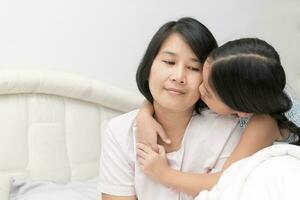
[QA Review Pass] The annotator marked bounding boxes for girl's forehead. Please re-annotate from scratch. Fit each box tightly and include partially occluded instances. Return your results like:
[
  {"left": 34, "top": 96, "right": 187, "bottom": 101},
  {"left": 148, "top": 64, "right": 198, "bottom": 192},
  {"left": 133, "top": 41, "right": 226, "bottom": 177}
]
[
  {"left": 203, "top": 62, "right": 211, "bottom": 75},
  {"left": 202, "top": 61, "right": 213, "bottom": 89},
  {"left": 204, "top": 58, "right": 213, "bottom": 68}
]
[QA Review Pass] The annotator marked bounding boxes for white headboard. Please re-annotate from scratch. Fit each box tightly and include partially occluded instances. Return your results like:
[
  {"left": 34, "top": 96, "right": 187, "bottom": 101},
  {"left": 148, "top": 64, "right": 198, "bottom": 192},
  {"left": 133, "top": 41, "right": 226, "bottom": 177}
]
[{"left": 0, "top": 69, "right": 143, "bottom": 199}]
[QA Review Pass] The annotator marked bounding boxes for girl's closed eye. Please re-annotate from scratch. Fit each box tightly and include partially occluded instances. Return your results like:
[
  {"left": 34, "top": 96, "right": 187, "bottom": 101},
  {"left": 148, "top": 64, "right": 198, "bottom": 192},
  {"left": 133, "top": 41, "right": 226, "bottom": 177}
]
[
  {"left": 203, "top": 92, "right": 210, "bottom": 99},
  {"left": 202, "top": 88, "right": 209, "bottom": 98},
  {"left": 200, "top": 85, "right": 210, "bottom": 98}
]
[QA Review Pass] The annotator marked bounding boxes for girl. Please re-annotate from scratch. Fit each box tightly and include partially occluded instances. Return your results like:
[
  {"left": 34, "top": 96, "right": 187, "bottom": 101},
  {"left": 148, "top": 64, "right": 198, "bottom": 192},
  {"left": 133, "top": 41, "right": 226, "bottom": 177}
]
[{"left": 136, "top": 38, "right": 300, "bottom": 197}]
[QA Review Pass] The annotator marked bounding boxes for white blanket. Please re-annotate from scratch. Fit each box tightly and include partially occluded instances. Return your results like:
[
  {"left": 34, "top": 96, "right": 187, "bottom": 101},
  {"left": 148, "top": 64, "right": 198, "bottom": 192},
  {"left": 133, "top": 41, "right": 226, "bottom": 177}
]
[{"left": 195, "top": 144, "right": 300, "bottom": 200}]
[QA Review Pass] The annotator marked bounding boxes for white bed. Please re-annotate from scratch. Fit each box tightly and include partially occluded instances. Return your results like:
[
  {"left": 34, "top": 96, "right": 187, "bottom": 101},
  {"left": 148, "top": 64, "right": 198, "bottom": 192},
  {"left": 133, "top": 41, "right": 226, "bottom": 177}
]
[
  {"left": 1, "top": 69, "right": 300, "bottom": 200},
  {"left": 0, "top": 69, "right": 143, "bottom": 200}
]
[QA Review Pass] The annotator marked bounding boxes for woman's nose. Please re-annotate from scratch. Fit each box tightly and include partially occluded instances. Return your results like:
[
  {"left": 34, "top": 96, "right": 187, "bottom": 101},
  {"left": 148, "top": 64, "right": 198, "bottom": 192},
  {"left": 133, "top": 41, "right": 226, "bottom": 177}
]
[{"left": 170, "top": 66, "right": 186, "bottom": 84}]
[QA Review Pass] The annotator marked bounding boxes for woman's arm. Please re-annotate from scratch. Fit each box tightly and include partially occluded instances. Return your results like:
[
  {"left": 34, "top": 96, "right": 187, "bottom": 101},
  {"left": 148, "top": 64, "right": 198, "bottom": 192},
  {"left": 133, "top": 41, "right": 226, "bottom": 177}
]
[
  {"left": 100, "top": 121, "right": 137, "bottom": 197},
  {"left": 137, "top": 114, "right": 280, "bottom": 197}
]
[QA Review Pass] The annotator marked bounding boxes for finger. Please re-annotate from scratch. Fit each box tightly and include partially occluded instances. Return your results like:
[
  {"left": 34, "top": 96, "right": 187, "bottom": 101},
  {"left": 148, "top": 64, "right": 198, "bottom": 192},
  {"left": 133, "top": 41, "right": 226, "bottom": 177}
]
[
  {"left": 137, "top": 143, "right": 152, "bottom": 153},
  {"left": 157, "top": 128, "right": 171, "bottom": 144},
  {"left": 137, "top": 156, "right": 145, "bottom": 166},
  {"left": 136, "top": 148, "right": 148, "bottom": 159},
  {"left": 157, "top": 145, "right": 166, "bottom": 155},
  {"left": 151, "top": 144, "right": 159, "bottom": 153}
]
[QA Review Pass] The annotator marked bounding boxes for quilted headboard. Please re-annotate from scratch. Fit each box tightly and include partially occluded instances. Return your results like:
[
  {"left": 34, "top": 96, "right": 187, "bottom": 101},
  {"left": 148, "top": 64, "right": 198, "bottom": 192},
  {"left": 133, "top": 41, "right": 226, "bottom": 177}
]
[{"left": 0, "top": 69, "right": 143, "bottom": 199}]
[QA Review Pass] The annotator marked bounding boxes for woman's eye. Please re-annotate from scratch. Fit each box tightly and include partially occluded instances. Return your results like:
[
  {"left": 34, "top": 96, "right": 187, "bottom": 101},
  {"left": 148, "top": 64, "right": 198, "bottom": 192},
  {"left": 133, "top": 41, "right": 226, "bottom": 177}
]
[
  {"left": 162, "top": 60, "right": 175, "bottom": 65},
  {"left": 187, "top": 66, "right": 200, "bottom": 71}
]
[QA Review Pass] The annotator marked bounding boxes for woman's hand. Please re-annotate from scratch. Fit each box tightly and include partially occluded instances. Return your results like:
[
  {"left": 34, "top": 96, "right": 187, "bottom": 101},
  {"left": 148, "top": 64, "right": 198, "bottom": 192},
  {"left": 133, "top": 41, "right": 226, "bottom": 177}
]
[
  {"left": 136, "top": 143, "right": 170, "bottom": 182},
  {"left": 136, "top": 100, "right": 171, "bottom": 152}
]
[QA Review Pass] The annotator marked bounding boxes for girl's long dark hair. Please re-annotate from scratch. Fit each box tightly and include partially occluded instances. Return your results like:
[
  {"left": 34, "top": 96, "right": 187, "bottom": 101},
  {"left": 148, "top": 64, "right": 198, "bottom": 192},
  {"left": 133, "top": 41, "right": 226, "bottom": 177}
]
[{"left": 209, "top": 38, "right": 300, "bottom": 145}]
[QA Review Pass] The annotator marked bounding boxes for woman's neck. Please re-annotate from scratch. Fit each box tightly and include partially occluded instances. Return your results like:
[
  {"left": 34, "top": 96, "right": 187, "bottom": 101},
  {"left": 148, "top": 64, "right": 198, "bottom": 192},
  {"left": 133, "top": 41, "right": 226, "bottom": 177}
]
[{"left": 153, "top": 102, "right": 194, "bottom": 152}]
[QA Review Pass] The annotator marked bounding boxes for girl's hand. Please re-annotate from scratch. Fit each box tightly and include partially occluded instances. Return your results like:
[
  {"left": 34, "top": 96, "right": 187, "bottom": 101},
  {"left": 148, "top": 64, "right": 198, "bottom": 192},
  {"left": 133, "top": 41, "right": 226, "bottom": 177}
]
[
  {"left": 137, "top": 143, "right": 170, "bottom": 182},
  {"left": 136, "top": 100, "right": 171, "bottom": 152}
]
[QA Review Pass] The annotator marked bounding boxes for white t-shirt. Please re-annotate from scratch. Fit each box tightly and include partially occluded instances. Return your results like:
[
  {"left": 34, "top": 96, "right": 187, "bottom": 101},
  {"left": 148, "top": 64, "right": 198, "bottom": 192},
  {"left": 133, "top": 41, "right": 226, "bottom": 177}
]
[{"left": 99, "top": 109, "right": 243, "bottom": 200}]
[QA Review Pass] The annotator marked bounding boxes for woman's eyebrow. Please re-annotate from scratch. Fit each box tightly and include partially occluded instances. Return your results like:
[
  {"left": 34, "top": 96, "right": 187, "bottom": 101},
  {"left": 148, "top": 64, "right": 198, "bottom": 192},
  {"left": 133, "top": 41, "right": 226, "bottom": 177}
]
[
  {"left": 161, "top": 51, "right": 199, "bottom": 63},
  {"left": 161, "top": 51, "right": 176, "bottom": 56},
  {"left": 191, "top": 58, "right": 200, "bottom": 63}
]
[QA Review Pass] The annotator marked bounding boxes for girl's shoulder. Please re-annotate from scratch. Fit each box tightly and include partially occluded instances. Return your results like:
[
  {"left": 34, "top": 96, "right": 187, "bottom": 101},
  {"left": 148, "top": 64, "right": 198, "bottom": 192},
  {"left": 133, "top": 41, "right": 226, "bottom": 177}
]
[
  {"left": 239, "top": 116, "right": 251, "bottom": 129},
  {"left": 239, "top": 96, "right": 300, "bottom": 129},
  {"left": 285, "top": 96, "right": 300, "bottom": 126}
]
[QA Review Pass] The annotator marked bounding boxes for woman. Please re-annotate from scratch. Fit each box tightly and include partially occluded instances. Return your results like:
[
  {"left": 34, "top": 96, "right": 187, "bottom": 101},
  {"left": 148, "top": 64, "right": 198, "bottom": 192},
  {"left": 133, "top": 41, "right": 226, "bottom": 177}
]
[{"left": 99, "top": 17, "right": 243, "bottom": 200}]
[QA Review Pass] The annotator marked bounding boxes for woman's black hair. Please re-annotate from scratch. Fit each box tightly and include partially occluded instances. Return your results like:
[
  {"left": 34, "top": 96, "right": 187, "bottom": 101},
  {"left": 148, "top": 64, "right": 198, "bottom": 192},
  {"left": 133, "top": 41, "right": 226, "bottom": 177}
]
[
  {"left": 208, "top": 38, "right": 300, "bottom": 145},
  {"left": 136, "top": 17, "right": 218, "bottom": 113}
]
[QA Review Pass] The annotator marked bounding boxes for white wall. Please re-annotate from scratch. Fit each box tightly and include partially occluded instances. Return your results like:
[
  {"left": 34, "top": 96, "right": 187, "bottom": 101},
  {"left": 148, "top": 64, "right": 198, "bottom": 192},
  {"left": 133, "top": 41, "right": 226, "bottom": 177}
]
[{"left": 0, "top": 0, "right": 299, "bottom": 95}]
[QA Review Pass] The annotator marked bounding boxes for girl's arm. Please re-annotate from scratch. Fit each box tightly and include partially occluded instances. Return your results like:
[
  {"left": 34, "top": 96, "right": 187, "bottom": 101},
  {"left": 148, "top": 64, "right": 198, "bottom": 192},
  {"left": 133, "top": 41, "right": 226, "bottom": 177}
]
[
  {"left": 137, "top": 114, "right": 280, "bottom": 197},
  {"left": 136, "top": 100, "right": 170, "bottom": 151},
  {"left": 221, "top": 114, "right": 280, "bottom": 169},
  {"left": 137, "top": 143, "right": 221, "bottom": 197},
  {"left": 102, "top": 194, "right": 136, "bottom": 200}
]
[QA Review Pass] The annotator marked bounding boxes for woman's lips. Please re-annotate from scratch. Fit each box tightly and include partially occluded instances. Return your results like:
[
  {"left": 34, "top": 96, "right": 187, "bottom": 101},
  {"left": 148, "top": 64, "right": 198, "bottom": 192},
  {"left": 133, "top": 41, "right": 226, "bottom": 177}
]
[{"left": 164, "top": 87, "right": 185, "bottom": 95}]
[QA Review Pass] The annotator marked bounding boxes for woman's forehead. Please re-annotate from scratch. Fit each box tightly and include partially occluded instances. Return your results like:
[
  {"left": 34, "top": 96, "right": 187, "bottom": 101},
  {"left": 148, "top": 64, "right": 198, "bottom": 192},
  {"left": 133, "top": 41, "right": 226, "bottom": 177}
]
[{"left": 158, "top": 33, "right": 198, "bottom": 59}]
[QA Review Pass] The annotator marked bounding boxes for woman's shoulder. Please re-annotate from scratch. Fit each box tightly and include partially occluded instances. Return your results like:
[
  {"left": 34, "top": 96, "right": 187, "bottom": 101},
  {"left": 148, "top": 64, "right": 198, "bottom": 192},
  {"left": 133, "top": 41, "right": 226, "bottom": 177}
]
[
  {"left": 109, "top": 109, "right": 139, "bottom": 124},
  {"left": 106, "top": 109, "right": 139, "bottom": 133},
  {"left": 103, "top": 109, "right": 139, "bottom": 147}
]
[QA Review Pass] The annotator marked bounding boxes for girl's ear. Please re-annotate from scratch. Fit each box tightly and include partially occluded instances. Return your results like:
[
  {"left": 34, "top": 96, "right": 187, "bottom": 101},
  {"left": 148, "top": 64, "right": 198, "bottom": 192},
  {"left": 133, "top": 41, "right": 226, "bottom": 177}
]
[{"left": 236, "top": 111, "right": 252, "bottom": 118}]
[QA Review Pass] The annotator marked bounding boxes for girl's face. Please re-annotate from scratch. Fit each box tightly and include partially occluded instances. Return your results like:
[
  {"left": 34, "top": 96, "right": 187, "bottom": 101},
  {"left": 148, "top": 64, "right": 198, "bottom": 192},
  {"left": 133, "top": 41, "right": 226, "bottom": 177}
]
[
  {"left": 148, "top": 32, "right": 202, "bottom": 113},
  {"left": 199, "top": 60, "right": 237, "bottom": 115}
]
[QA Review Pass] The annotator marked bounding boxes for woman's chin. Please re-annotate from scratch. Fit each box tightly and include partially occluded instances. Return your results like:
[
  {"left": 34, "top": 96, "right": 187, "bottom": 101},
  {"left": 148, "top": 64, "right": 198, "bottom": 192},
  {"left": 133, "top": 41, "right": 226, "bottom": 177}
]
[{"left": 156, "top": 102, "right": 194, "bottom": 113}]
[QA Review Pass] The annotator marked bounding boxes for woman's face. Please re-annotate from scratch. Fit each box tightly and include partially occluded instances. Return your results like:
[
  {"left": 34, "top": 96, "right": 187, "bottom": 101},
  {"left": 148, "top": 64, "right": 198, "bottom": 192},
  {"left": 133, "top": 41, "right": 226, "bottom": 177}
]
[
  {"left": 148, "top": 32, "right": 202, "bottom": 113},
  {"left": 199, "top": 60, "right": 236, "bottom": 115}
]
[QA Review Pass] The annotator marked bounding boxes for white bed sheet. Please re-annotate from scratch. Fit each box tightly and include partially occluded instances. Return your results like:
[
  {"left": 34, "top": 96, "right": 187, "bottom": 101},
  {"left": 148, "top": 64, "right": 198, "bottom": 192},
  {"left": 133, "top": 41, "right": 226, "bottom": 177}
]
[{"left": 10, "top": 177, "right": 100, "bottom": 200}]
